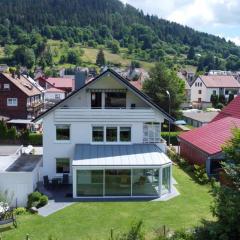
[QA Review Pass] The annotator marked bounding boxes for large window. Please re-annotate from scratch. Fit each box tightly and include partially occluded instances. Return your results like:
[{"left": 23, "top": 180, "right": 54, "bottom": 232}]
[
  {"left": 120, "top": 127, "right": 131, "bottom": 142},
  {"left": 105, "top": 169, "right": 131, "bottom": 196},
  {"left": 106, "top": 127, "right": 118, "bottom": 142},
  {"left": 132, "top": 169, "right": 159, "bottom": 196},
  {"left": 105, "top": 92, "right": 126, "bottom": 108},
  {"left": 77, "top": 170, "right": 103, "bottom": 197},
  {"left": 7, "top": 98, "right": 18, "bottom": 106},
  {"left": 92, "top": 127, "right": 104, "bottom": 142},
  {"left": 91, "top": 92, "right": 102, "bottom": 108},
  {"left": 162, "top": 167, "right": 171, "bottom": 194},
  {"left": 56, "top": 125, "right": 70, "bottom": 141},
  {"left": 56, "top": 158, "right": 70, "bottom": 174}
]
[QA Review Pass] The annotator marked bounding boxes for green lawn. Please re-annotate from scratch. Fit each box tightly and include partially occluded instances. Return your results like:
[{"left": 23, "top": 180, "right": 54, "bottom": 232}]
[{"left": 0, "top": 166, "right": 214, "bottom": 240}]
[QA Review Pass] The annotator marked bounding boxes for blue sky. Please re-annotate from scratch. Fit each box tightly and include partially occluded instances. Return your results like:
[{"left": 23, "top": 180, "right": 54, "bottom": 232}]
[{"left": 121, "top": 0, "right": 240, "bottom": 45}]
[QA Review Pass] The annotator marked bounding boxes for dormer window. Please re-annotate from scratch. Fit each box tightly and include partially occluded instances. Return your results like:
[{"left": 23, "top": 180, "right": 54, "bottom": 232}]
[{"left": 91, "top": 92, "right": 102, "bottom": 108}]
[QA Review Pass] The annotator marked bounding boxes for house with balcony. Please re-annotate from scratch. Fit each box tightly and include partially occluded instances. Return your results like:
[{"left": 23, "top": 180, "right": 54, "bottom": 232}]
[
  {"left": 0, "top": 73, "right": 44, "bottom": 119},
  {"left": 190, "top": 75, "right": 240, "bottom": 109},
  {"left": 34, "top": 69, "right": 174, "bottom": 199}
]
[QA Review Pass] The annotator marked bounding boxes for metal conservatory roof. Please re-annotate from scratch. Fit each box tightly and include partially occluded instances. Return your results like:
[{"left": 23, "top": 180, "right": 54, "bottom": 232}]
[{"left": 73, "top": 144, "right": 171, "bottom": 167}]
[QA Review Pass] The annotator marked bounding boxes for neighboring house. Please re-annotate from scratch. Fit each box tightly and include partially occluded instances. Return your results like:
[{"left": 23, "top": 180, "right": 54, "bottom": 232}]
[
  {"left": 33, "top": 69, "right": 174, "bottom": 200},
  {"left": 182, "top": 111, "right": 219, "bottom": 127},
  {"left": 211, "top": 95, "right": 240, "bottom": 122},
  {"left": 0, "top": 145, "right": 42, "bottom": 206},
  {"left": 179, "top": 96, "right": 240, "bottom": 175},
  {"left": 44, "top": 87, "right": 66, "bottom": 109},
  {"left": 177, "top": 72, "right": 191, "bottom": 109},
  {"left": 190, "top": 75, "right": 240, "bottom": 109},
  {"left": 0, "top": 73, "right": 43, "bottom": 119},
  {"left": 37, "top": 76, "right": 74, "bottom": 93}
]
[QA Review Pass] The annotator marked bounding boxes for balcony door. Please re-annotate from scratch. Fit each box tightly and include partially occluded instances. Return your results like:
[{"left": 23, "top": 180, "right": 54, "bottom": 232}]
[{"left": 91, "top": 92, "right": 102, "bottom": 109}]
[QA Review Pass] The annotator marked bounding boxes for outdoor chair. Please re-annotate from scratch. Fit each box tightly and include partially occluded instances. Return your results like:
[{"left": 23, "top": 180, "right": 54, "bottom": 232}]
[
  {"left": 62, "top": 174, "right": 69, "bottom": 185},
  {"left": 43, "top": 175, "right": 50, "bottom": 189}
]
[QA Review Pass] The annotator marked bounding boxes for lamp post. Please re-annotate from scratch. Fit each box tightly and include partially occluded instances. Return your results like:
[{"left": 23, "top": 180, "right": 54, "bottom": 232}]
[{"left": 165, "top": 90, "right": 171, "bottom": 146}]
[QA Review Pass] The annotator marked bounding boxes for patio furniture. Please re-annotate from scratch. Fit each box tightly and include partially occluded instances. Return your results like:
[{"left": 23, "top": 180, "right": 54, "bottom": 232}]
[
  {"left": 43, "top": 175, "right": 50, "bottom": 189},
  {"left": 62, "top": 174, "right": 69, "bottom": 185},
  {"left": 0, "top": 209, "right": 17, "bottom": 228},
  {"left": 52, "top": 178, "right": 60, "bottom": 188}
]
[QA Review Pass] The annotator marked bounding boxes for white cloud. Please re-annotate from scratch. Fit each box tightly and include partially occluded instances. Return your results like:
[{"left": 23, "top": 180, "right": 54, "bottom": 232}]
[{"left": 227, "top": 36, "right": 240, "bottom": 46}]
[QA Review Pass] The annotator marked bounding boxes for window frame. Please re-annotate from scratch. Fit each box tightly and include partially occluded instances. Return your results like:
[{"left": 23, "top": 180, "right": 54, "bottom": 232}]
[
  {"left": 7, "top": 98, "right": 18, "bottom": 107},
  {"left": 55, "top": 124, "right": 71, "bottom": 142},
  {"left": 56, "top": 158, "right": 70, "bottom": 174},
  {"left": 3, "top": 83, "right": 10, "bottom": 90},
  {"left": 91, "top": 125, "right": 132, "bottom": 144}
]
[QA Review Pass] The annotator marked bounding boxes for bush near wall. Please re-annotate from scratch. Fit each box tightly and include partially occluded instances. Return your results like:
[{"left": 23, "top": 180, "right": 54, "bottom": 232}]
[
  {"left": 161, "top": 132, "right": 180, "bottom": 145},
  {"left": 28, "top": 133, "right": 43, "bottom": 146}
]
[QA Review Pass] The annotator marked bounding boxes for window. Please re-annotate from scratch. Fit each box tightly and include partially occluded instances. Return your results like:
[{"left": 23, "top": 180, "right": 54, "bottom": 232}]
[
  {"left": 120, "top": 127, "right": 131, "bottom": 142},
  {"left": 56, "top": 158, "right": 70, "bottom": 174},
  {"left": 91, "top": 92, "right": 102, "bottom": 108},
  {"left": 3, "top": 84, "right": 10, "bottom": 90},
  {"left": 195, "top": 82, "right": 197, "bottom": 87},
  {"left": 92, "top": 126, "right": 104, "bottom": 142},
  {"left": 200, "top": 82, "right": 202, "bottom": 87},
  {"left": 198, "top": 98, "right": 201, "bottom": 103},
  {"left": 56, "top": 125, "right": 70, "bottom": 141},
  {"left": 7, "top": 98, "right": 18, "bottom": 106},
  {"left": 213, "top": 90, "right": 217, "bottom": 95},
  {"left": 198, "top": 90, "right": 202, "bottom": 94},
  {"left": 106, "top": 127, "right": 118, "bottom": 142},
  {"left": 105, "top": 92, "right": 126, "bottom": 108},
  {"left": 225, "top": 90, "right": 229, "bottom": 95},
  {"left": 55, "top": 94, "right": 61, "bottom": 99}
]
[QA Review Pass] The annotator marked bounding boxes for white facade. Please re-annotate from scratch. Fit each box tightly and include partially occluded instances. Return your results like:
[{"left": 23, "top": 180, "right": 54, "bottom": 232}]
[
  {"left": 39, "top": 70, "right": 172, "bottom": 198},
  {"left": 44, "top": 91, "right": 65, "bottom": 101},
  {"left": 191, "top": 77, "right": 240, "bottom": 105}
]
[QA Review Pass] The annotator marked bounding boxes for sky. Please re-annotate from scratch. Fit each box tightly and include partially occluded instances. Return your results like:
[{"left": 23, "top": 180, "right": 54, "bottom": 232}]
[{"left": 121, "top": 0, "right": 240, "bottom": 46}]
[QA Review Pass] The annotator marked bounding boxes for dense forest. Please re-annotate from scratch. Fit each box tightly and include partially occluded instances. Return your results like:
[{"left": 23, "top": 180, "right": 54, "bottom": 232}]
[{"left": 0, "top": 0, "right": 240, "bottom": 71}]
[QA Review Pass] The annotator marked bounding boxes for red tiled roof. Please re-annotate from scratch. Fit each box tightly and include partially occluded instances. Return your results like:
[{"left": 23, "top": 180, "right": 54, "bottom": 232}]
[
  {"left": 179, "top": 117, "right": 240, "bottom": 155},
  {"left": 46, "top": 77, "right": 74, "bottom": 89},
  {"left": 129, "top": 80, "right": 142, "bottom": 90},
  {"left": 45, "top": 87, "right": 65, "bottom": 93},
  {"left": 212, "top": 95, "right": 240, "bottom": 122},
  {"left": 200, "top": 75, "right": 240, "bottom": 88}
]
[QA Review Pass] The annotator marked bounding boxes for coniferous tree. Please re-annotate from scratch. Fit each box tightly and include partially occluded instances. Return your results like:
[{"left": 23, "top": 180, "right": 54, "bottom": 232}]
[{"left": 96, "top": 49, "right": 106, "bottom": 66}]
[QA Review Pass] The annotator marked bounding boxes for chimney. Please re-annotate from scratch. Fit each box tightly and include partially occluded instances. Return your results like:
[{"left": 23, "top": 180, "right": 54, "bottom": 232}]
[{"left": 75, "top": 70, "right": 87, "bottom": 90}]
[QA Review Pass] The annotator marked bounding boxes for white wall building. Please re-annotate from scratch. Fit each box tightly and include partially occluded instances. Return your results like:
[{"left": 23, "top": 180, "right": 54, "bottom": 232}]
[
  {"left": 34, "top": 69, "right": 174, "bottom": 200},
  {"left": 191, "top": 75, "right": 240, "bottom": 108}
]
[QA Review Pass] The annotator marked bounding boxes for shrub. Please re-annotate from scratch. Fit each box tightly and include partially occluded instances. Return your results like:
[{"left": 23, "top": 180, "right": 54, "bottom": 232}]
[
  {"left": 216, "top": 103, "right": 224, "bottom": 109},
  {"left": 161, "top": 132, "right": 180, "bottom": 145},
  {"left": 29, "top": 133, "right": 42, "bottom": 146},
  {"left": 7, "top": 127, "right": 17, "bottom": 140},
  {"left": 27, "top": 191, "right": 48, "bottom": 209},
  {"left": 14, "top": 207, "right": 27, "bottom": 215},
  {"left": 38, "top": 195, "right": 48, "bottom": 208},
  {"left": 193, "top": 165, "right": 209, "bottom": 184}
]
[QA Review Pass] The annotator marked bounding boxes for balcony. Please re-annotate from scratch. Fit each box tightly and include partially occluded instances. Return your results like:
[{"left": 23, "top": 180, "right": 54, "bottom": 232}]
[
  {"left": 54, "top": 107, "right": 164, "bottom": 123},
  {"left": 27, "top": 101, "right": 44, "bottom": 112}
]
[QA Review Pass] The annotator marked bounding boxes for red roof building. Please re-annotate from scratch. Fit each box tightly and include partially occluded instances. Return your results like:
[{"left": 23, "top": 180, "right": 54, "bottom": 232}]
[{"left": 212, "top": 95, "right": 240, "bottom": 122}]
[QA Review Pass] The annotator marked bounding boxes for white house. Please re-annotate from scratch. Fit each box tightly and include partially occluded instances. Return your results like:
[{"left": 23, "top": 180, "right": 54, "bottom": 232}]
[
  {"left": 190, "top": 75, "right": 240, "bottom": 108},
  {"left": 34, "top": 69, "right": 174, "bottom": 199}
]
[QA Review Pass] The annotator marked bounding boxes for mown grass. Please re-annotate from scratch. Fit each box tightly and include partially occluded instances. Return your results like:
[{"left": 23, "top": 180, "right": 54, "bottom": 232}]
[{"left": 0, "top": 166, "right": 214, "bottom": 240}]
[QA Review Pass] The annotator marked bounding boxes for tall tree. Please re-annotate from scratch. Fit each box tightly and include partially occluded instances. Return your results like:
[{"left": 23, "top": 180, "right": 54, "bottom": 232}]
[
  {"left": 187, "top": 46, "right": 195, "bottom": 60},
  {"left": 143, "top": 63, "right": 185, "bottom": 117},
  {"left": 96, "top": 49, "right": 106, "bottom": 66},
  {"left": 210, "top": 128, "right": 240, "bottom": 240}
]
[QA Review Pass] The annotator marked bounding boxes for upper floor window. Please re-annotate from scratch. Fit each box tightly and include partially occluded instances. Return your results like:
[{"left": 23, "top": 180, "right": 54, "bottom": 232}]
[
  {"left": 55, "top": 94, "right": 61, "bottom": 99},
  {"left": 56, "top": 124, "right": 70, "bottom": 141},
  {"left": 7, "top": 98, "right": 18, "bottom": 107},
  {"left": 91, "top": 92, "right": 102, "bottom": 108},
  {"left": 3, "top": 83, "right": 10, "bottom": 90},
  {"left": 105, "top": 92, "right": 126, "bottom": 108},
  {"left": 120, "top": 127, "right": 131, "bottom": 142},
  {"left": 198, "top": 90, "right": 202, "bottom": 94},
  {"left": 200, "top": 82, "right": 202, "bottom": 87},
  {"left": 92, "top": 126, "right": 131, "bottom": 143}
]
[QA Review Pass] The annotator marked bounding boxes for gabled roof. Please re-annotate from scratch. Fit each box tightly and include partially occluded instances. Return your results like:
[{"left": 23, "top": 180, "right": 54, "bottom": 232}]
[
  {"left": 199, "top": 75, "right": 240, "bottom": 88},
  {"left": 212, "top": 95, "right": 240, "bottom": 122},
  {"left": 33, "top": 69, "right": 175, "bottom": 122},
  {"left": 1, "top": 73, "right": 41, "bottom": 96},
  {"left": 46, "top": 77, "right": 74, "bottom": 89},
  {"left": 179, "top": 117, "right": 240, "bottom": 155}
]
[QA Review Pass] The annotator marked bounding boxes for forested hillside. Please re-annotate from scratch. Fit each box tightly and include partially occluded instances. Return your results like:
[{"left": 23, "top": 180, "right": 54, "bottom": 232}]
[{"left": 0, "top": 0, "right": 240, "bottom": 71}]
